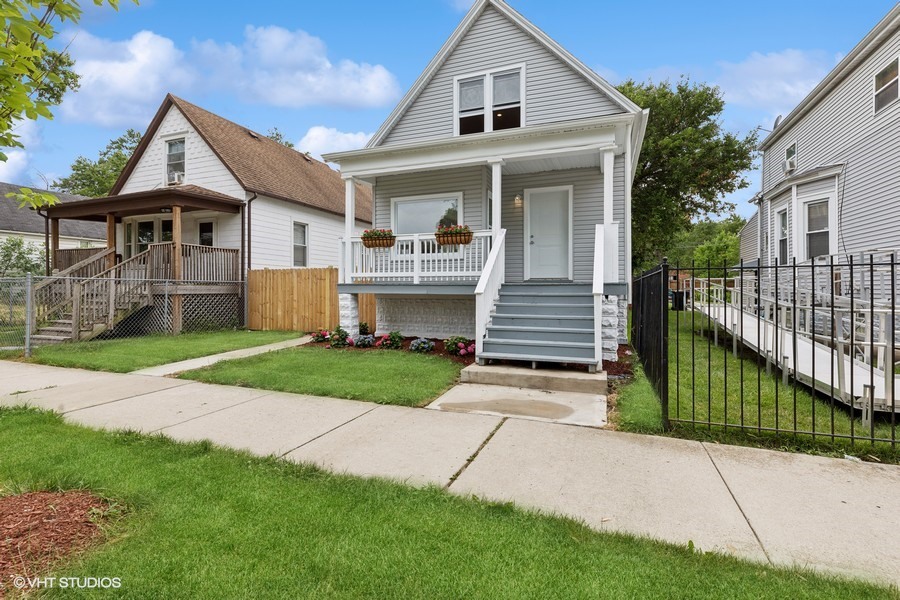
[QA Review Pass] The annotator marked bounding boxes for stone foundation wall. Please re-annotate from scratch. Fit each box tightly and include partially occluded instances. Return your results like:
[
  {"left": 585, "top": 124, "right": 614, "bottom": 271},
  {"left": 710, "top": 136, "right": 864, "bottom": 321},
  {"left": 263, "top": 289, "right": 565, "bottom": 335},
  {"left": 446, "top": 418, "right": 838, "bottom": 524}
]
[
  {"left": 338, "top": 293, "right": 359, "bottom": 333},
  {"left": 377, "top": 297, "right": 475, "bottom": 339},
  {"left": 601, "top": 294, "right": 621, "bottom": 362},
  {"left": 618, "top": 297, "right": 628, "bottom": 344}
]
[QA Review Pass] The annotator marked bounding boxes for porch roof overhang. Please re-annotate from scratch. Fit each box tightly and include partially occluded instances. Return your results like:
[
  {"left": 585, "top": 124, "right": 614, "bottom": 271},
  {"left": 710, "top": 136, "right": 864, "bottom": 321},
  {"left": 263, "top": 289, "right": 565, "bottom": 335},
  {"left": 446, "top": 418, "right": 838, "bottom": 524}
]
[
  {"left": 324, "top": 114, "right": 634, "bottom": 180},
  {"left": 43, "top": 185, "right": 244, "bottom": 222}
]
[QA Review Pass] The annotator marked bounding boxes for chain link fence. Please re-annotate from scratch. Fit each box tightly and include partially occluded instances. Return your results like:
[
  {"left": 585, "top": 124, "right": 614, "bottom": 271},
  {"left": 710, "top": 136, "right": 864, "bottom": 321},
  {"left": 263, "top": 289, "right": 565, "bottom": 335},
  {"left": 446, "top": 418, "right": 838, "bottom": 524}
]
[{"left": 0, "top": 275, "right": 246, "bottom": 354}]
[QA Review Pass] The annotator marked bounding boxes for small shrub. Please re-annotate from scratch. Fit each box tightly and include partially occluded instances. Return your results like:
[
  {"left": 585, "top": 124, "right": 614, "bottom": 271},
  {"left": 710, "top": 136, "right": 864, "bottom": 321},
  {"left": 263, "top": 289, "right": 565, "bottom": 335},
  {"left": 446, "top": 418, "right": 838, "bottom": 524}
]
[
  {"left": 375, "top": 331, "right": 404, "bottom": 350},
  {"left": 330, "top": 326, "right": 352, "bottom": 348},
  {"left": 358, "top": 322, "right": 371, "bottom": 336},
  {"left": 445, "top": 336, "right": 476, "bottom": 357},
  {"left": 409, "top": 338, "right": 435, "bottom": 353},
  {"left": 312, "top": 329, "right": 330, "bottom": 343},
  {"left": 354, "top": 334, "right": 375, "bottom": 348}
]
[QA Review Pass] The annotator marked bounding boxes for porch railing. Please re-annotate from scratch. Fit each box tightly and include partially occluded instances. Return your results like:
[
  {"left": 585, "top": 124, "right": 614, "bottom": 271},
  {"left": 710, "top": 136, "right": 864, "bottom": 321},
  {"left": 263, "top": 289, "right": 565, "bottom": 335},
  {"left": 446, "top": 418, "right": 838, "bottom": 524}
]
[
  {"left": 345, "top": 230, "right": 493, "bottom": 284},
  {"left": 475, "top": 229, "right": 506, "bottom": 355},
  {"left": 54, "top": 247, "right": 107, "bottom": 272}
]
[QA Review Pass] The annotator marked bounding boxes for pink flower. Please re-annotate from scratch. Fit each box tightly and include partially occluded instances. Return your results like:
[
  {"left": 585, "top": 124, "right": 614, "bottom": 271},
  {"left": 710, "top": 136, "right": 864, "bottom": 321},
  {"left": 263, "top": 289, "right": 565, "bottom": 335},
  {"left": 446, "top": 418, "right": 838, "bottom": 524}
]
[
  {"left": 457, "top": 342, "right": 465, "bottom": 349},
  {"left": 459, "top": 349, "right": 467, "bottom": 356},
  {"left": 376, "top": 340, "right": 382, "bottom": 347},
  {"left": 468, "top": 345, "right": 475, "bottom": 353},
  {"left": 348, "top": 338, "right": 355, "bottom": 346},
  {"left": 325, "top": 345, "right": 331, "bottom": 349}
]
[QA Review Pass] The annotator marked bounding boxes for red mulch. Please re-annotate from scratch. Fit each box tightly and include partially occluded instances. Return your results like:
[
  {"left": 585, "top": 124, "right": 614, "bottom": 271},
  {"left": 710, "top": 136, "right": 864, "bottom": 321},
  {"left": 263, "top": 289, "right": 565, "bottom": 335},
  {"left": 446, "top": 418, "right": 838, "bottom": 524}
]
[
  {"left": 310, "top": 337, "right": 477, "bottom": 366},
  {"left": 0, "top": 491, "right": 109, "bottom": 595},
  {"left": 603, "top": 345, "right": 635, "bottom": 377}
]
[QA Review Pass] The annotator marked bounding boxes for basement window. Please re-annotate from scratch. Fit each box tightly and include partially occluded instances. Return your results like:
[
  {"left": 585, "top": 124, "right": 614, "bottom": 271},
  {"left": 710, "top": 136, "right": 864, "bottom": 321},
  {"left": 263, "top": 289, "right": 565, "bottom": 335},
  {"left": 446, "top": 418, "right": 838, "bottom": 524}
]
[
  {"left": 456, "top": 66, "right": 523, "bottom": 136},
  {"left": 875, "top": 58, "right": 899, "bottom": 114}
]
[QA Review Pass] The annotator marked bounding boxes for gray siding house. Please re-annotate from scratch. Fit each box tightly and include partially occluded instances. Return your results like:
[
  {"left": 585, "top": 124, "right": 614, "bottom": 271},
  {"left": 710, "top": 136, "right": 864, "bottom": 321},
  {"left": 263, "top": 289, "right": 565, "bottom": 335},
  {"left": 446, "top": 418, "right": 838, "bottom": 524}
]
[
  {"left": 744, "top": 5, "right": 900, "bottom": 266},
  {"left": 325, "top": 0, "right": 648, "bottom": 370}
]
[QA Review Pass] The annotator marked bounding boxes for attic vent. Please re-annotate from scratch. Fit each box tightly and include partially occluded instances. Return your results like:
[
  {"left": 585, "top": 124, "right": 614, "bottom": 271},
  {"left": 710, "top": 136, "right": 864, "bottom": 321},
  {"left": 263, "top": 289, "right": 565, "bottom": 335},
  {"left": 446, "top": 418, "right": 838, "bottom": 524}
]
[{"left": 247, "top": 130, "right": 260, "bottom": 139}]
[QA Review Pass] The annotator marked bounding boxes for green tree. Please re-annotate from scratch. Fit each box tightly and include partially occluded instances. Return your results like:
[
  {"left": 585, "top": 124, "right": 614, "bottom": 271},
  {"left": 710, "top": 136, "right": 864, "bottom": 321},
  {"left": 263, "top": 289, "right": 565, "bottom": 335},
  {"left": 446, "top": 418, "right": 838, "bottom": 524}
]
[
  {"left": 266, "top": 127, "right": 294, "bottom": 149},
  {"left": 617, "top": 78, "right": 758, "bottom": 272},
  {"left": 53, "top": 129, "right": 142, "bottom": 197},
  {"left": 692, "top": 230, "right": 741, "bottom": 279},
  {"left": 667, "top": 214, "right": 745, "bottom": 268},
  {"left": 0, "top": 236, "right": 44, "bottom": 276},
  {"left": 1, "top": 0, "right": 134, "bottom": 208}
]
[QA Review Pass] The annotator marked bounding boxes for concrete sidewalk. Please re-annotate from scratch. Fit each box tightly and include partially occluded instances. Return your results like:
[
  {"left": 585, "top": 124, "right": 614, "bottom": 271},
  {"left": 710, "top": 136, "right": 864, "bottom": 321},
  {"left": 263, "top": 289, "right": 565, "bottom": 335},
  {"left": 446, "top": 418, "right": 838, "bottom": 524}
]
[
  {"left": 1, "top": 360, "right": 897, "bottom": 587},
  {"left": 131, "top": 336, "right": 311, "bottom": 376}
]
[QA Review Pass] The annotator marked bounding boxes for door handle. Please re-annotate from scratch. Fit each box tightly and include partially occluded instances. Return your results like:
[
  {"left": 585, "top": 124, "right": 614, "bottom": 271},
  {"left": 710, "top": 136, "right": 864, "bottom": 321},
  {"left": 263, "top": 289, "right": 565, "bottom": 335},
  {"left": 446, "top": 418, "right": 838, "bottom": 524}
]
[{"left": 530, "top": 241, "right": 535, "bottom": 245}]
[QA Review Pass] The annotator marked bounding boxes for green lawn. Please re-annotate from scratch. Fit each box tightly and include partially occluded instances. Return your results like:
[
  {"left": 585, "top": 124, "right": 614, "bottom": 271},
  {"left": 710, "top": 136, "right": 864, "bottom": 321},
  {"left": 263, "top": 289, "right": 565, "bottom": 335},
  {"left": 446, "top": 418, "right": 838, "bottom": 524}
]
[
  {"left": 0, "top": 330, "right": 300, "bottom": 373},
  {"left": 179, "top": 346, "right": 463, "bottom": 407},
  {"left": 617, "top": 310, "right": 899, "bottom": 462},
  {"left": 0, "top": 408, "right": 892, "bottom": 599}
]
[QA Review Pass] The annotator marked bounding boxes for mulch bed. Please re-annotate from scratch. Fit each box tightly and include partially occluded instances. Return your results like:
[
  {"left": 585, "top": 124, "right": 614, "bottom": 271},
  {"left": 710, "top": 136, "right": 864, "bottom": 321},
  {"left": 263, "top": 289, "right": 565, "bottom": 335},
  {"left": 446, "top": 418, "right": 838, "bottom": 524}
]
[
  {"left": 1, "top": 491, "right": 109, "bottom": 596},
  {"left": 310, "top": 337, "right": 477, "bottom": 366},
  {"left": 603, "top": 345, "right": 635, "bottom": 377}
]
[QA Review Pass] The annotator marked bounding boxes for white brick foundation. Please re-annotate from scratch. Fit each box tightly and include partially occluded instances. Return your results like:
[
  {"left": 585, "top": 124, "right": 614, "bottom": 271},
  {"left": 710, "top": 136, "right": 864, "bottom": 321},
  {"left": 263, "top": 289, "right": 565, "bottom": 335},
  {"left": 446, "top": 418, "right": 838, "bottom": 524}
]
[
  {"left": 338, "top": 293, "right": 359, "bottom": 333},
  {"left": 377, "top": 297, "right": 475, "bottom": 339},
  {"left": 601, "top": 295, "right": 620, "bottom": 362}
]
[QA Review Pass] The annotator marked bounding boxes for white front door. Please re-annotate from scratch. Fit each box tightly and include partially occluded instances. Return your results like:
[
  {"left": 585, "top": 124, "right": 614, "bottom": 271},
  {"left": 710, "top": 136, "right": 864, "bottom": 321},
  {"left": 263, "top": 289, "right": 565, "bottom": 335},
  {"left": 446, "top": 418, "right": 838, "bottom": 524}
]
[{"left": 525, "top": 186, "right": 573, "bottom": 280}]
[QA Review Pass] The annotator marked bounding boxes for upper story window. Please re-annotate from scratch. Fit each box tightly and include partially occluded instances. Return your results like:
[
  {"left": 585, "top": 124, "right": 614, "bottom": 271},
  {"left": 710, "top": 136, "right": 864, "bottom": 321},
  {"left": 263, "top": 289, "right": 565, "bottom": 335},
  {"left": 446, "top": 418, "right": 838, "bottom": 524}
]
[
  {"left": 785, "top": 143, "right": 796, "bottom": 161},
  {"left": 456, "top": 66, "right": 523, "bottom": 136},
  {"left": 166, "top": 139, "right": 185, "bottom": 184},
  {"left": 875, "top": 58, "right": 899, "bottom": 114},
  {"left": 777, "top": 209, "right": 788, "bottom": 265}
]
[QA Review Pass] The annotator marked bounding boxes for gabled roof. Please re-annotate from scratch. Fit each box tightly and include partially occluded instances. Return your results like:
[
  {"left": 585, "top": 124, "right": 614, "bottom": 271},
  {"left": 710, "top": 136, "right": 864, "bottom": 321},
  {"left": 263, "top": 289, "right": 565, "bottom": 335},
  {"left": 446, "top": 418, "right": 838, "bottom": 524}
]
[
  {"left": 0, "top": 182, "right": 105, "bottom": 239},
  {"left": 367, "top": 0, "right": 641, "bottom": 148},
  {"left": 760, "top": 4, "right": 900, "bottom": 151},
  {"left": 110, "top": 95, "right": 372, "bottom": 223}
]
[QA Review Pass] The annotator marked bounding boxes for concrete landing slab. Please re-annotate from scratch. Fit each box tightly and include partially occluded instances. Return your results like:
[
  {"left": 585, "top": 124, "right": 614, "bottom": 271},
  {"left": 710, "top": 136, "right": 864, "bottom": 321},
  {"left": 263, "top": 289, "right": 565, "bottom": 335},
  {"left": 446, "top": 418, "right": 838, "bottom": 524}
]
[
  {"left": 160, "top": 392, "right": 375, "bottom": 457},
  {"left": 451, "top": 419, "right": 766, "bottom": 562},
  {"left": 64, "top": 382, "right": 268, "bottom": 433},
  {"left": 131, "top": 336, "right": 311, "bottom": 377},
  {"left": 705, "top": 443, "right": 900, "bottom": 586},
  {"left": 1, "top": 374, "right": 192, "bottom": 413},
  {"left": 461, "top": 364, "right": 608, "bottom": 394},
  {"left": 286, "top": 405, "right": 501, "bottom": 487},
  {"left": 428, "top": 383, "right": 606, "bottom": 427}
]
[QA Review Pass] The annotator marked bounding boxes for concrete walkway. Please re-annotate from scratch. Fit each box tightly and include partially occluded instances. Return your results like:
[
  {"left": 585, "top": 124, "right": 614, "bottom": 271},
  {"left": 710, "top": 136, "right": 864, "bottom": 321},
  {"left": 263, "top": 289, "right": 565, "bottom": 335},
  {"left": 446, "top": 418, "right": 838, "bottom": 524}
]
[
  {"left": 130, "top": 336, "right": 311, "bottom": 376},
  {"left": 1, "top": 361, "right": 898, "bottom": 588}
]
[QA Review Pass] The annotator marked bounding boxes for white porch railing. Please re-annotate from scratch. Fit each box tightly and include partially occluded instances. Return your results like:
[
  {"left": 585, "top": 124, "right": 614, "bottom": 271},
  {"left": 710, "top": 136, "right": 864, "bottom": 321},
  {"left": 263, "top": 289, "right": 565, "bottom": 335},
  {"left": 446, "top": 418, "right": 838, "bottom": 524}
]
[
  {"left": 344, "top": 230, "right": 493, "bottom": 284},
  {"left": 475, "top": 229, "right": 506, "bottom": 356}
]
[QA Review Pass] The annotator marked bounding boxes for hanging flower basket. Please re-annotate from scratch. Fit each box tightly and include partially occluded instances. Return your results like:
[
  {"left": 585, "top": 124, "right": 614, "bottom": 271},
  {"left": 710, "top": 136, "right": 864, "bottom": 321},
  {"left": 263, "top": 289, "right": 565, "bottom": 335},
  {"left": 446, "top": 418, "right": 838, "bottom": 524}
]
[
  {"left": 435, "top": 225, "right": 473, "bottom": 246},
  {"left": 361, "top": 229, "right": 396, "bottom": 249}
]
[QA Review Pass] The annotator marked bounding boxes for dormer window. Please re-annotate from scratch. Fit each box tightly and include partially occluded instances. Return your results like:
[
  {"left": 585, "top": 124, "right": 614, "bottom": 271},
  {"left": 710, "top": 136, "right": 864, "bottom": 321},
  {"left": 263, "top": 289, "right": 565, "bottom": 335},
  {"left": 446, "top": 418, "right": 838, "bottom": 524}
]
[
  {"left": 456, "top": 66, "right": 524, "bottom": 136},
  {"left": 875, "top": 58, "right": 898, "bottom": 114},
  {"left": 166, "top": 139, "right": 185, "bottom": 184}
]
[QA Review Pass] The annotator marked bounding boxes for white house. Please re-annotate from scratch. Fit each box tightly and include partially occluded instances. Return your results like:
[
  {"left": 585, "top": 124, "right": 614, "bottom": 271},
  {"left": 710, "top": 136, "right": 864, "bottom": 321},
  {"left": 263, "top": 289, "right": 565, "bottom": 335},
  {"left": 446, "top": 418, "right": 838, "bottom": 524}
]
[
  {"left": 0, "top": 183, "right": 105, "bottom": 252},
  {"left": 741, "top": 4, "right": 900, "bottom": 266},
  {"left": 325, "top": 0, "right": 648, "bottom": 370}
]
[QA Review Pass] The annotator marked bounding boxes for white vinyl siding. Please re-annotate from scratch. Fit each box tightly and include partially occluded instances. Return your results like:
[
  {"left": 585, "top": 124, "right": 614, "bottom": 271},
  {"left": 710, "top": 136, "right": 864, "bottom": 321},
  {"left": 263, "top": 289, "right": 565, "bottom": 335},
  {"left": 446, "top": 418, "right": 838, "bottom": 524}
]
[
  {"left": 761, "top": 28, "right": 900, "bottom": 255},
  {"left": 119, "top": 106, "right": 244, "bottom": 199},
  {"left": 380, "top": 5, "right": 623, "bottom": 146},
  {"left": 373, "top": 166, "right": 487, "bottom": 231},
  {"left": 739, "top": 212, "right": 759, "bottom": 263}
]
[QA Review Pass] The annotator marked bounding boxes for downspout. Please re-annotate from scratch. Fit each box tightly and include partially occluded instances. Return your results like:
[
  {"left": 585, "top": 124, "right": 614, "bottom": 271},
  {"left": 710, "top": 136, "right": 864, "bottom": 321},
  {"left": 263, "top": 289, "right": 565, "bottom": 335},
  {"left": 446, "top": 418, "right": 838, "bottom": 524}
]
[
  {"left": 246, "top": 193, "right": 257, "bottom": 272},
  {"left": 38, "top": 208, "right": 49, "bottom": 275},
  {"left": 244, "top": 193, "right": 257, "bottom": 329}
]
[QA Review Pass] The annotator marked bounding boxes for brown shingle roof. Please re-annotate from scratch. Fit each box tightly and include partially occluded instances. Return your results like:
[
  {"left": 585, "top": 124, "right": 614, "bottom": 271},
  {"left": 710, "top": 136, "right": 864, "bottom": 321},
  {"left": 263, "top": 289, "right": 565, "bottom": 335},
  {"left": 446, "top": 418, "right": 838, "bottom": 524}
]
[
  {"left": 0, "top": 183, "right": 106, "bottom": 239},
  {"left": 110, "top": 94, "right": 372, "bottom": 223}
]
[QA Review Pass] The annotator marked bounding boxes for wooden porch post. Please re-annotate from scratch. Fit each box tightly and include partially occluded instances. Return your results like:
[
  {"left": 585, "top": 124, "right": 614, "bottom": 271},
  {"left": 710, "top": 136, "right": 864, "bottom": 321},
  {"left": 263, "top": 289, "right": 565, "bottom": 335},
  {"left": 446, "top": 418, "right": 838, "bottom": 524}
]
[
  {"left": 50, "top": 218, "right": 60, "bottom": 271},
  {"left": 106, "top": 214, "right": 116, "bottom": 270},
  {"left": 172, "top": 205, "right": 183, "bottom": 335}
]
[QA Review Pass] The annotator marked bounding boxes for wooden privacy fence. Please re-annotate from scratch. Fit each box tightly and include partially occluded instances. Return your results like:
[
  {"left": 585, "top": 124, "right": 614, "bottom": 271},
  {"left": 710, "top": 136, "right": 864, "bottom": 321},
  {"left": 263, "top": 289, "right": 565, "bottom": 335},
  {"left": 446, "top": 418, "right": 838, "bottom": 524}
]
[{"left": 247, "top": 268, "right": 375, "bottom": 332}]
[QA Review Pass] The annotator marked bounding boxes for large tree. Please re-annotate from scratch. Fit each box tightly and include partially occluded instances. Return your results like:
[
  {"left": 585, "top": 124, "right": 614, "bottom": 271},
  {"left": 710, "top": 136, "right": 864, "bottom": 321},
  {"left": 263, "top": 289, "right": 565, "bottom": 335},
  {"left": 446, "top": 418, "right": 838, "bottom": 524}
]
[
  {"left": 1, "top": 0, "right": 133, "bottom": 208},
  {"left": 666, "top": 214, "right": 745, "bottom": 268},
  {"left": 54, "top": 129, "right": 142, "bottom": 197},
  {"left": 618, "top": 79, "right": 758, "bottom": 271}
]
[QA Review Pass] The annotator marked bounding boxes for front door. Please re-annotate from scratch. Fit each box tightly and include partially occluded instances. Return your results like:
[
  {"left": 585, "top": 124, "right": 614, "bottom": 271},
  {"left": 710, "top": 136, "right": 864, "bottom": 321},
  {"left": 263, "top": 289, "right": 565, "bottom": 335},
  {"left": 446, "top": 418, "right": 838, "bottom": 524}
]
[{"left": 525, "top": 186, "right": 572, "bottom": 280}]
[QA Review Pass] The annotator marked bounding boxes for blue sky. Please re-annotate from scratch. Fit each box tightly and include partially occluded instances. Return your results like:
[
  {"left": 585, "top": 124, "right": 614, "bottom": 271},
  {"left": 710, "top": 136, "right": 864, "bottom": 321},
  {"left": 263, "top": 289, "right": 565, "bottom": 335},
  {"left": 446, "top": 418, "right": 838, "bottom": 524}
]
[{"left": 3, "top": 0, "right": 897, "bottom": 218}]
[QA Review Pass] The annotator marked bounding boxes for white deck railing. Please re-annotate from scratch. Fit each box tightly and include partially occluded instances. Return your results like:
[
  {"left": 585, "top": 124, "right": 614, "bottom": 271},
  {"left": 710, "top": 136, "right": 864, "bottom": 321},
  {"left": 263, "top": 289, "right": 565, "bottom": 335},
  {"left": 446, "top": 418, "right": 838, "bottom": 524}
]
[
  {"left": 475, "top": 229, "right": 506, "bottom": 356},
  {"left": 592, "top": 224, "right": 605, "bottom": 366},
  {"left": 344, "top": 230, "right": 493, "bottom": 284}
]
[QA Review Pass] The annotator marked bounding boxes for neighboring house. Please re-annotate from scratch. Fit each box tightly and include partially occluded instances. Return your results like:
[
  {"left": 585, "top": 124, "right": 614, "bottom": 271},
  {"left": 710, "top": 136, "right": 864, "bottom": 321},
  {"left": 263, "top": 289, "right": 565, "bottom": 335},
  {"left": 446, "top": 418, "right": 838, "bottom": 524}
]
[
  {"left": 0, "top": 183, "right": 105, "bottom": 250},
  {"left": 325, "top": 0, "right": 648, "bottom": 369},
  {"left": 44, "top": 94, "right": 371, "bottom": 273},
  {"left": 737, "top": 209, "right": 759, "bottom": 267},
  {"left": 742, "top": 5, "right": 900, "bottom": 266}
]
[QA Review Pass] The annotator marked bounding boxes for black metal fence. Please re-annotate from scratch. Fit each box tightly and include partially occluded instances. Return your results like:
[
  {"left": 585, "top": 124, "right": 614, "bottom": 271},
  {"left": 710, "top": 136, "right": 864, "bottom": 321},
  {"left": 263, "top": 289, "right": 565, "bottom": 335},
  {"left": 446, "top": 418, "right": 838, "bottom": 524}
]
[{"left": 631, "top": 253, "right": 900, "bottom": 459}]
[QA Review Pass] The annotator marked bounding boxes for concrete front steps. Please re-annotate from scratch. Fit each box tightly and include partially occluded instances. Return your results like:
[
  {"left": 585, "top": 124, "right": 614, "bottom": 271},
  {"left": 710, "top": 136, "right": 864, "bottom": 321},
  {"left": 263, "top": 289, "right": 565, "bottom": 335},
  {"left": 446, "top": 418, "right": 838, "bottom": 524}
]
[
  {"left": 479, "top": 283, "right": 600, "bottom": 369},
  {"left": 461, "top": 364, "right": 607, "bottom": 395}
]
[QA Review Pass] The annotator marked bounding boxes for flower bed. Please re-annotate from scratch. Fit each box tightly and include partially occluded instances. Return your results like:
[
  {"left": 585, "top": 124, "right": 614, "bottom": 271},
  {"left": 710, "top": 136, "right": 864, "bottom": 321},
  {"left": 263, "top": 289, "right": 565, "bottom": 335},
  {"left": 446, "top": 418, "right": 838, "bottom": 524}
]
[{"left": 308, "top": 330, "right": 476, "bottom": 365}]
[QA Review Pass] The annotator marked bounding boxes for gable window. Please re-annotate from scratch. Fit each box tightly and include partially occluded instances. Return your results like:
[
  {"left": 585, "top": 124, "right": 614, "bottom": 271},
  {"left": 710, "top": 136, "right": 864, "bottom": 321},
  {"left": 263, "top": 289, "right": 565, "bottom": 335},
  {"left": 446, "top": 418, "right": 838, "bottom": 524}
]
[
  {"left": 166, "top": 139, "right": 185, "bottom": 184},
  {"left": 456, "top": 66, "right": 523, "bottom": 136},
  {"left": 777, "top": 209, "right": 788, "bottom": 265},
  {"left": 805, "top": 200, "right": 829, "bottom": 260},
  {"left": 293, "top": 222, "right": 308, "bottom": 267},
  {"left": 875, "top": 58, "right": 899, "bottom": 114}
]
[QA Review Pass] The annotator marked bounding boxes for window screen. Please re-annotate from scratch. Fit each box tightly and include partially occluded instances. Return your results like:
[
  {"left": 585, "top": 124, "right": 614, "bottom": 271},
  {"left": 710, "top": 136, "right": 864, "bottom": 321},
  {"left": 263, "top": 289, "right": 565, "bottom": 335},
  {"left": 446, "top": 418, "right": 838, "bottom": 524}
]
[{"left": 293, "top": 223, "right": 308, "bottom": 267}]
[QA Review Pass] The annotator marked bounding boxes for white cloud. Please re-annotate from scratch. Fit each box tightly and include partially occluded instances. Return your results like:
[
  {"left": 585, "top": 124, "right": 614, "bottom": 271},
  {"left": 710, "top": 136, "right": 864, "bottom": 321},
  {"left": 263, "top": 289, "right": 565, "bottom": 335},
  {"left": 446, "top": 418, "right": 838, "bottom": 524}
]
[
  {"left": 0, "top": 150, "right": 30, "bottom": 183},
  {"left": 298, "top": 126, "right": 372, "bottom": 161},
  {"left": 61, "top": 30, "right": 195, "bottom": 127},
  {"left": 716, "top": 49, "right": 836, "bottom": 121},
  {"left": 194, "top": 26, "right": 401, "bottom": 109}
]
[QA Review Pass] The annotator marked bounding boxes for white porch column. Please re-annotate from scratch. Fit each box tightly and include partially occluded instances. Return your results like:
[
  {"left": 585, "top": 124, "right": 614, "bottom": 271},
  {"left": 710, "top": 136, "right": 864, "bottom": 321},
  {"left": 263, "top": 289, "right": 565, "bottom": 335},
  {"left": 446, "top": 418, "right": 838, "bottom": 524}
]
[
  {"left": 490, "top": 160, "right": 504, "bottom": 239},
  {"left": 343, "top": 176, "right": 356, "bottom": 284},
  {"left": 603, "top": 150, "right": 615, "bottom": 225}
]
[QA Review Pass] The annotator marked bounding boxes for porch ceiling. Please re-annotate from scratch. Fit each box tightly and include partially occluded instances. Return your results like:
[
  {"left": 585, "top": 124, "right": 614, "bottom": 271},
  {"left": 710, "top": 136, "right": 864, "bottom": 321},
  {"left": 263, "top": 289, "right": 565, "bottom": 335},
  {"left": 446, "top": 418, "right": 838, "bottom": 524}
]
[
  {"left": 502, "top": 152, "right": 601, "bottom": 176},
  {"left": 44, "top": 185, "right": 244, "bottom": 222}
]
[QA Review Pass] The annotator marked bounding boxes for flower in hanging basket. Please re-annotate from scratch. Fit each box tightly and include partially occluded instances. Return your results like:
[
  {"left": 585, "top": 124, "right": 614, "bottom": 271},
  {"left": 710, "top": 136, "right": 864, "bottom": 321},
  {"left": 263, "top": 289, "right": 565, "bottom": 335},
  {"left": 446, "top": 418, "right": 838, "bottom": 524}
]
[
  {"left": 436, "top": 224, "right": 472, "bottom": 236},
  {"left": 435, "top": 224, "right": 473, "bottom": 246},
  {"left": 361, "top": 228, "right": 396, "bottom": 248}
]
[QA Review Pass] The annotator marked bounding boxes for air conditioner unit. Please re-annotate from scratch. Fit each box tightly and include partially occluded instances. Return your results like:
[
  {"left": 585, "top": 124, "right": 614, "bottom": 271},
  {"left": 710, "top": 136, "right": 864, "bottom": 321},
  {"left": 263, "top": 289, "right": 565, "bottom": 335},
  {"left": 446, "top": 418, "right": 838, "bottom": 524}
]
[
  {"left": 781, "top": 158, "right": 796, "bottom": 175},
  {"left": 168, "top": 171, "right": 184, "bottom": 185}
]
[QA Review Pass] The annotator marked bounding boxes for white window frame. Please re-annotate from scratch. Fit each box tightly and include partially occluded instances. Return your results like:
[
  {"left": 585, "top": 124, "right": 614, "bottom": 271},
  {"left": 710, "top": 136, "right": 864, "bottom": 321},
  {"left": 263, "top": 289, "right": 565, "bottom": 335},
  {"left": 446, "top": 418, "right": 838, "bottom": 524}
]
[
  {"left": 390, "top": 192, "right": 464, "bottom": 256},
  {"left": 453, "top": 63, "right": 527, "bottom": 137},
  {"left": 874, "top": 57, "right": 899, "bottom": 115},
  {"left": 785, "top": 142, "right": 797, "bottom": 161},
  {"left": 776, "top": 208, "right": 788, "bottom": 265},
  {"left": 161, "top": 131, "right": 188, "bottom": 185},
  {"left": 801, "top": 198, "right": 831, "bottom": 261},
  {"left": 292, "top": 221, "right": 308, "bottom": 268},
  {"left": 123, "top": 216, "right": 174, "bottom": 258}
]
